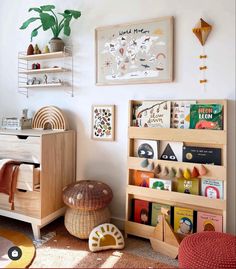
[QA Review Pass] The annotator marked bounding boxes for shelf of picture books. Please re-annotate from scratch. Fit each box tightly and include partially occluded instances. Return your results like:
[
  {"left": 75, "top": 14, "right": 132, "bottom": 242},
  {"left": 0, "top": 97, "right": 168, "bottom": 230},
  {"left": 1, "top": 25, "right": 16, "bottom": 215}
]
[{"left": 125, "top": 99, "right": 227, "bottom": 243}]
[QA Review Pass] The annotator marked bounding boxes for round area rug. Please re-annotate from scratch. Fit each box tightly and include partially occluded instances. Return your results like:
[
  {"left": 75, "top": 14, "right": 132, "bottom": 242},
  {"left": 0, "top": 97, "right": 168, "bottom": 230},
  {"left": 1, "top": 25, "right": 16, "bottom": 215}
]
[{"left": 0, "top": 229, "right": 35, "bottom": 268}]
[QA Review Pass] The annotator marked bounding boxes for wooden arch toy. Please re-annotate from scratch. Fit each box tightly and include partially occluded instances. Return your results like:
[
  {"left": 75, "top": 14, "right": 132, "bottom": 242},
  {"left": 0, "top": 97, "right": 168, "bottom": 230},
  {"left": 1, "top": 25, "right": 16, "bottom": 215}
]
[{"left": 32, "top": 106, "right": 69, "bottom": 130}]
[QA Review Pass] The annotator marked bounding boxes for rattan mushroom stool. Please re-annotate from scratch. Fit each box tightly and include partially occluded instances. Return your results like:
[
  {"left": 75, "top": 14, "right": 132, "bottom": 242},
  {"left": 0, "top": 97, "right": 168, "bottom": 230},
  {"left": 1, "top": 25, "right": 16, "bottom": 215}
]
[{"left": 63, "top": 180, "right": 113, "bottom": 239}]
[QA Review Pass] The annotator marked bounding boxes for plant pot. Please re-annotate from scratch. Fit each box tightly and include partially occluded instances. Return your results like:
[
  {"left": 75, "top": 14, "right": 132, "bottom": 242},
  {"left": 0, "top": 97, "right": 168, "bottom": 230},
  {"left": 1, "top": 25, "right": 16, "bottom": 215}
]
[{"left": 49, "top": 37, "right": 65, "bottom": 52}]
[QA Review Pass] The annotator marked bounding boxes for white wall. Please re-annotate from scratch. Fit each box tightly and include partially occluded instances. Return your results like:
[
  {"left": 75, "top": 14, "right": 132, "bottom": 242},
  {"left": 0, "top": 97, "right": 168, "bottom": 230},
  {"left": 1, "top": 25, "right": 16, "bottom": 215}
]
[{"left": 0, "top": 0, "right": 235, "bottom": 234}]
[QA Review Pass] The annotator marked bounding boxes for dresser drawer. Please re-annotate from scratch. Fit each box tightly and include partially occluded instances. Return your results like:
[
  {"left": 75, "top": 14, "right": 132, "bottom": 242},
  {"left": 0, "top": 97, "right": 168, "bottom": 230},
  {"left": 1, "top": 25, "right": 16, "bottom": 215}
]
[
  {"left": 0, "top": 134, "right": 41, "bottom": 163},
  {"left": 17, "top": 164, "right": 40, "bottom": 191},
  {"left": 0, "top": 190, "right": 41, "bottom": 218}
]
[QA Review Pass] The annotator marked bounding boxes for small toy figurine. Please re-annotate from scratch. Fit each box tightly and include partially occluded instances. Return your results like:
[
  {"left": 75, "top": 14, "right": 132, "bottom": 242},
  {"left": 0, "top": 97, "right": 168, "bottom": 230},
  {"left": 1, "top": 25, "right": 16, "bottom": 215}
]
[
  {"left": 44, "top": 45, "right": 50, "bottom": 53},
  {"left": 27, "top": 44, "right": 34, "bottom": 55},
  {"left": 34, "top": 44, "right": 41, "bottom": 54},
  {"left": 43, "top": 74, "right": 48, "bottom": 84}
]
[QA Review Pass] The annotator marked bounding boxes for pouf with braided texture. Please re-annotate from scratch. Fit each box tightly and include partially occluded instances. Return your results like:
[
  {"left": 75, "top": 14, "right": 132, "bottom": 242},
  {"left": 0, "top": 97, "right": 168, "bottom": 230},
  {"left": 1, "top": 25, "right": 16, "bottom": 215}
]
[
  {"left": 178, "top": 231, "right": 236, "bottom": 269},
  {"left": 63, "top": 180, "right": 113, "bottom": 239}
]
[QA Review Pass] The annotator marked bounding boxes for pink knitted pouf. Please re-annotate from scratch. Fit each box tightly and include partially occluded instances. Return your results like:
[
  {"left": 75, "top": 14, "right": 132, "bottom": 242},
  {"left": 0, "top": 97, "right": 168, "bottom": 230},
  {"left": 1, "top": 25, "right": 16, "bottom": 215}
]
[{"left": 178, "top": 232, "right": 236, "bottom": 269}]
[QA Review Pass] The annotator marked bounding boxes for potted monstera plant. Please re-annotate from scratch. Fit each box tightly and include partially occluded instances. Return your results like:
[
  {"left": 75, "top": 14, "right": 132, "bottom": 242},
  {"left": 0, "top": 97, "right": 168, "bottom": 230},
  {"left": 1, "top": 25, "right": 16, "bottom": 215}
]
[{"left": 20, "top": 5, "right": 81, "bottom": 52}]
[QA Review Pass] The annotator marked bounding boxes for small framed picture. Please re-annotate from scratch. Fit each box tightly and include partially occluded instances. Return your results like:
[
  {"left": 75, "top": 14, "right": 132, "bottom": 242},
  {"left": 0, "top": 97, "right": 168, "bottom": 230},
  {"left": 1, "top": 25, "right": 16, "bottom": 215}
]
[{"left": 91, "top": 105, "right": 115, "bottom": 141}]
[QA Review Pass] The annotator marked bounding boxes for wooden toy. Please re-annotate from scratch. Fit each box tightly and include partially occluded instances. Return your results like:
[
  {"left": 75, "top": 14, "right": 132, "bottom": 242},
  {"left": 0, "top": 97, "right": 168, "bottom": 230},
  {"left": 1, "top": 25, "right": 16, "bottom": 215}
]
[
  {"left": 32, "top": 106, "right": 69, "bottom": 130},
  {"left": 140, "top": 158, "right": 148, "bottom": 168},
  {"left": 199, "top": 164, "right": 207, "bottom": 176},
  {"left": 154, "top": 164, "right": 161, "bottom": 175},
  {"left": 147, "top": 162, "right": 154, "bottom": 171},
  {"left": 163, "top": 166, "right": 169, "bottom": 176},
  {"left": 191, "top": 166, "right": 200, "bottom": 178},
  {"left": 176, "top": 168, "right": 183, "bottom": 178},
  {"left": 183, "top": 168, "right": 191, "bottom": 180},
  {"left": 150, "top": 207, "right": 180, "bottom": 258}
]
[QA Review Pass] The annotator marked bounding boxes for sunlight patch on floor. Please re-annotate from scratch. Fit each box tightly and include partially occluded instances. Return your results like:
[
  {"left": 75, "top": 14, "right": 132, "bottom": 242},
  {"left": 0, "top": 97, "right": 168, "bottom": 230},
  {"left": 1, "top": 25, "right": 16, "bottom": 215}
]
[
  {"left": 100, "top": 251, "right": 123, "bottom": 268},
  {"left": 31, "top": 247, "right": 89, "bottom": 268}
]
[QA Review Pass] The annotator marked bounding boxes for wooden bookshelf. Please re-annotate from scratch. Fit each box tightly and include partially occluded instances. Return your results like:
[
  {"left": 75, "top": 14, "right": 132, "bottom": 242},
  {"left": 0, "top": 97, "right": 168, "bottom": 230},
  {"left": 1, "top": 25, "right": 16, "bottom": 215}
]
[{"left": 125, "top": 99, "right": 227, "bottom": 242}]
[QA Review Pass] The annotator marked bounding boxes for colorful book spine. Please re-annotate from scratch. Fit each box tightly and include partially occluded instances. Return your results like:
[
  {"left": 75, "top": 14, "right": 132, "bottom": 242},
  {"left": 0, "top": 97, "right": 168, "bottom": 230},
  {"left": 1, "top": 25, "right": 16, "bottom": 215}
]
[
  {"left": 149, "top": 178, "right": 172, "bottom": 191},
  {"left": 174, "top": 207, "right": 194, "bottom": 235},
  {"left": 201, "top": 179, "right": 224, "bottom": 199},
  {"left": 151, "top": 203, "right": 171, "bottom": 226},
  {"left": 189, "top": 104, "right": 223, "bottom": 130},
  {"left": 133, "top": 199, "right": 150, "bottom": 225},
  {"left": 197, "top": 211, "right": 223, "bottom": 232}
]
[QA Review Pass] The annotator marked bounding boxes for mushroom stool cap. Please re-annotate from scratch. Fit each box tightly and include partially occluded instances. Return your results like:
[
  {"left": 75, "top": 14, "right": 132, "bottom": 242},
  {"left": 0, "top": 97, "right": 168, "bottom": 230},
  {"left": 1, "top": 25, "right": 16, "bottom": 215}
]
[{"left": 63, "top": 180, "right": 113, "bottom": 210}]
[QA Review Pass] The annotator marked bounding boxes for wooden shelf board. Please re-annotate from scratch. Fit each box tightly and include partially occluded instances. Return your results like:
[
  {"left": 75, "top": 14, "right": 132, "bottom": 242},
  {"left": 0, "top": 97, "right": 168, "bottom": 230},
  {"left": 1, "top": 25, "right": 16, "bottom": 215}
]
[
  {"left": 128, "top": 157, "right": 226, "bottom": 180},
  {"left": 125, "top": 221, "right": 154, "bottom": 239},
  {"left": 128, "top": 127, "right": 226, "bottom": 145},
  {"left": 19, "top": 51, "right": 70, "bottom": 61},
  {"left": 19, "top": 67, "right": 68, "bottom": 75},
  {"left": 127, "top": 185, "right": 226, "bottom": 211},
  {"left": 19, "top": 83, "right": 65, "bottom": 89}
]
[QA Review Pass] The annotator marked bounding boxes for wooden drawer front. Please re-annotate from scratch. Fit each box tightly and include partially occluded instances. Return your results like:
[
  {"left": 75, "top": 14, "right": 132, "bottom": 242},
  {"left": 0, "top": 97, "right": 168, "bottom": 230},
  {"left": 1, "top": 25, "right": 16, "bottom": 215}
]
[
  {"left": 17, "top": 164, "right": 40, "bottom": 191},
  {"left": 0, "top": 134, "right": 41, "bottom": 163},
  {"left": 0, "top": 190, "right": 41, "bottom": 218}
]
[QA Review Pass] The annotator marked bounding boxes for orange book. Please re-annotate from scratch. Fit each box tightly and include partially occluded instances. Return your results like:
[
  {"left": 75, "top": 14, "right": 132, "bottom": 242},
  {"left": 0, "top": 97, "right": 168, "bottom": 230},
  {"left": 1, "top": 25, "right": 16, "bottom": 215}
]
[{"left": 134, "top": 170, "right": 154, "bottom": 188}]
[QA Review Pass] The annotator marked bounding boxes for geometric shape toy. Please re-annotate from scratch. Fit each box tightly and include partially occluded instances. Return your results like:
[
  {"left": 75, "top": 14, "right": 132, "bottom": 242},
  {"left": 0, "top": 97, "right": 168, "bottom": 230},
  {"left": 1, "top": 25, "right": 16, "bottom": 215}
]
[
  {"left": 32, "top": 106, "right": 69, "bottom": 130},
  {"left": 192, "top": 18, "right": 212, "bottom": 46}
]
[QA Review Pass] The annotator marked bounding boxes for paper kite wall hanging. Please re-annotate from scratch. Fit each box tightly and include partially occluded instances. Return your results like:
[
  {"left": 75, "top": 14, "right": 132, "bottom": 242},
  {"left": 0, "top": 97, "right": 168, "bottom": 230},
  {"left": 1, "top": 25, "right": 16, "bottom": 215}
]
[{"left": 192, "top": 18, "right": 212, "bottom": 87}]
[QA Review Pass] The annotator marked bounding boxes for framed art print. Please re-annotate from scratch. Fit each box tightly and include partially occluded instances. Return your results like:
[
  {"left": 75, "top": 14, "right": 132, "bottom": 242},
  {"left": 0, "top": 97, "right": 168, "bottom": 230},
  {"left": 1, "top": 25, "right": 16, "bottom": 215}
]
[
  {"left": 95, "top": 16, "right": 174, "bottom": 85},
  {"left": 92, "top": 105, "right": 115, "bottom": 141}
]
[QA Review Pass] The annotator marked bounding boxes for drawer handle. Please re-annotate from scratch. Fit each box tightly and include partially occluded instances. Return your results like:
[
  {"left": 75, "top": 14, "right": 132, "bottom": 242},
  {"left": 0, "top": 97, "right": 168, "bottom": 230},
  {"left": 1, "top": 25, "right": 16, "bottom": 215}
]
[
  {"left": 17, "top": 135, "right": 29, "bottom": 140},
  {"left": 17, "top": 189, "right": 27, "bottom": 192}
]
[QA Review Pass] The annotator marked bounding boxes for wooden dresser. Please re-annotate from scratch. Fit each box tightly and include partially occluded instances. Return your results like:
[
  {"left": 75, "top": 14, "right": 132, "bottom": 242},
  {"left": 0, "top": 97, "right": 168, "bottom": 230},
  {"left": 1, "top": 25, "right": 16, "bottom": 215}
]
[{"left": 0, "top": 129, "right": 75, "bottom": 239}]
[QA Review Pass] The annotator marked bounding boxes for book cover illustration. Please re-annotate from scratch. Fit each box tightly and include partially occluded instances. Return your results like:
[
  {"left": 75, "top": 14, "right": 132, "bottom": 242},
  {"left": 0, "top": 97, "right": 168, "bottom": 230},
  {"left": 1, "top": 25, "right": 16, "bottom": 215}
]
[
  {"left": 134, "top": 139, "right": 159, "bottom": 159},
  {"left": 132, "top": 101, "right": 171, "bottom": 128},
  {"left": 134, "top": 170, "right": 154, "bottom": 188},
  {"left": 197, "top": 211, "right": 223, "bottom": 232},
  {"left": 171, "top": 100, "right": 196, "bottom": 129},
  {"left": 159, "top": 141, "right": 183, "bottom": 161},
  {"left": 177, "top": 178, "right": 200, "bottom": 195},
  {"left": 133, "top": 199, "right": 150, "bottom": 225},
  {"left": 201, "top": 179, "right": 224, "bottom": 199},
  {"left": 149, "top": 178, "right": 172, "bottom": 191},
  {"left": 174, "top": 207, "right": 194, "bottom": 235},
  {"left": 183, "top": 146, "right": 222, "bottom": 165},
  {"left": 151, "top": 203, "right": 171, "bottom": 226},
  {"left": 189, "top": 104, "right": 223, "bottom": 130}
]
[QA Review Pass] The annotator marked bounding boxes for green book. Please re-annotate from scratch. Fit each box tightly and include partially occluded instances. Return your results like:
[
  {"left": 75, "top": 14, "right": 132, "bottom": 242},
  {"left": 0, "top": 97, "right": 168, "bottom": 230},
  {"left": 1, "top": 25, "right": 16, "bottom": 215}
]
[
  {"left": 151, "top": 203, "right": 171, "bottom": 226},
  {"left": 189, "top": 104, "right": 223, "bottom": 130}
]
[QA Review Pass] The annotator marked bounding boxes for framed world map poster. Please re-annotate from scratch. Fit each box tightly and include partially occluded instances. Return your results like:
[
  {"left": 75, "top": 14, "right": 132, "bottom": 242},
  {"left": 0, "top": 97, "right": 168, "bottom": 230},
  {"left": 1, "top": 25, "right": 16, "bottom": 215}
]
[
  {"left": 95, "top": 16, "right": 174, "bottom": 85},
  {"left": 91, "top": 105, "right": 115, "bottom": 141}
]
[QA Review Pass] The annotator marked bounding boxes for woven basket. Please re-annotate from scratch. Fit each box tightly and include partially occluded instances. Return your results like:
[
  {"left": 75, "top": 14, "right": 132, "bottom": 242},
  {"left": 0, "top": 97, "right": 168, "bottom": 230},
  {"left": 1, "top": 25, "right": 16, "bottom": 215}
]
[
  {"left": 65, "top": 207, "right": 111, "bottom": 239},
  {"left": 63, "top": 180, "right": 113, "bottom": 210}
]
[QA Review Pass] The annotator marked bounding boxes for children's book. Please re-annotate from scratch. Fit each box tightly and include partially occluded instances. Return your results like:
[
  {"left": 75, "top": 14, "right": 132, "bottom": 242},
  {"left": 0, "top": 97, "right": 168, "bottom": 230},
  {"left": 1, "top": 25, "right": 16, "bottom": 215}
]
[
  {"left": 171, "top": 100, "right": 196, "bottom": 129},
  {"left": 183, "top": 146, "right": 222, "bottom": 165},
  {"left": 134, "top": 139, "right": 159, "bottom": 159},
  {"left": 149, "top": 178, "right": 172, "bottom": 191},
  {"left": 197, "top": 211, "right": 223, "bottom": 232},
  {"left": 189, "top": 104, "right": 223, "bottom": 130},
  {"left": 133, "top": 101, "right": 171, "bottom": 128},
  {"left": 151, "top": 203, "right": 171, "bottom": 226},
  {"left": 134, "top": 170, "right": 154, "bottom": 188},
  {"left": 177, "top": 178, "right": 200, "bottom": 195},
  {"left": 201, "top": 179, "right": 224, "bottom": 199},
  {"left": 133, "top": 199, "right": 150, "bottom": 225},
  {"left": 174, "top": 207, "right": 194, "bottom": 235},
  {"left": 159, "top": 141, "right": 183, "bottom": 161}
]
